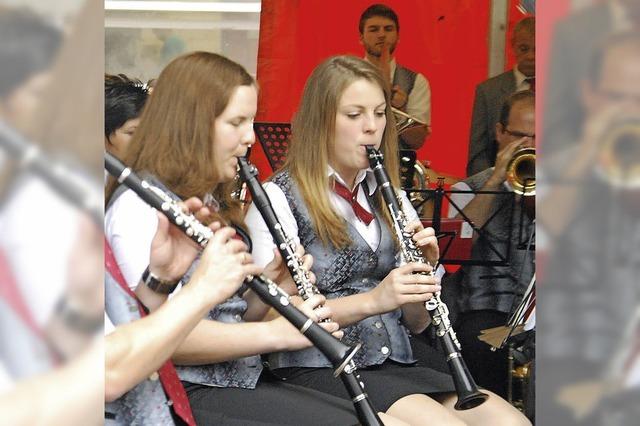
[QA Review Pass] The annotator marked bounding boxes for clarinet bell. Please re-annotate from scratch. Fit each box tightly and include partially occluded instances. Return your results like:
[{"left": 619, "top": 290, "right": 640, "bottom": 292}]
[
  {"left": 450, "top": 356, "right": 489, "bottom": 410},
  {"left": 454, "top": 389, "right": 489, "bottom": 411}
]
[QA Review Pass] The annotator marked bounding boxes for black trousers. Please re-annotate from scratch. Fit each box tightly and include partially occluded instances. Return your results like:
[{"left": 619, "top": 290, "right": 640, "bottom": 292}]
[{"left": 456, "top": 310, "right": 510, "bottom": 398}]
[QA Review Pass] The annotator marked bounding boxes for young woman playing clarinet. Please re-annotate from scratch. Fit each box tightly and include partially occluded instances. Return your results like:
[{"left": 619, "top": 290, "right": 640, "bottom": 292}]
[{"left": 246, "top": 55, "right": 530, "bottom": 426}]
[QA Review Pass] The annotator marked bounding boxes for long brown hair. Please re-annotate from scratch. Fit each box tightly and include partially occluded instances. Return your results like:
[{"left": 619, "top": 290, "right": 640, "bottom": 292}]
[
  {"left": 106, "top": 51, "right": 255, "bottom": 228},
  {"left": 284, "top": 55, "right": 400, "bottom": 248}
]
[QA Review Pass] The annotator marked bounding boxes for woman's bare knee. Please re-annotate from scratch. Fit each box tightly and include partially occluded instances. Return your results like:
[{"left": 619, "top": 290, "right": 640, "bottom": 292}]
[
  {"left": 387, "top": 394, "right": 467, "bottom": 426},
  {"left": 438, "top": 390, "right": 530, "bottom": 426},
  {"left": 378, "top": 412, "right": 411, "bottom": 426}
]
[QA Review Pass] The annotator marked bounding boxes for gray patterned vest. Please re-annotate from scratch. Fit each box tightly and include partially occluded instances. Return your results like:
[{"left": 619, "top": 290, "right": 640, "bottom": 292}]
[
  {"left": 267, "top": 171, "right": 416, "bottom": 370},
  {"left": 105, "top": 270, "right": 176, "bottom": 425},
  {"left": 458, "top": 168, "right": 535, "bottom": 314},
  {"left": 393, "top": 63, "right": 417, "bottom": 100},
  {"left": 105, "top": 179, "right": 263, "bottom": 423},
  {"left": 393, "top": 63, "right": 418, "bottom": 150}
]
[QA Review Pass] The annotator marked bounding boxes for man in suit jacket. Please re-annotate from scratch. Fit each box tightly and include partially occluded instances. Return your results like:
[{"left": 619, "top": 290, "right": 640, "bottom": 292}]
[{"left": 466, "top": 17, "right": 535, "bottom": 177}]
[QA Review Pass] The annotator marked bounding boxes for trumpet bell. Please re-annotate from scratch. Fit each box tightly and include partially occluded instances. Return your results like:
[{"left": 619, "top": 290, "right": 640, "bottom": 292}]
[
  {"left": 598, "top": 120, "right": 640, "bottom": 190},
  {"left": 506, "top": 147, "right": 536, "bottom": 196}
]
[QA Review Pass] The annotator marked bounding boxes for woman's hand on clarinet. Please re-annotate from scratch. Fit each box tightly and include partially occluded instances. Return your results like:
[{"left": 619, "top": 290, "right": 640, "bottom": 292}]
[
  {"left": 271, "top": 294, "right": 343, "bottom": 351},
  {"left": 262, "top": 244, "right": 315, "bottom": 296},
  {"left": 370, "top": 263, "right": 441, "bottom": 313},
  {"left": 188, "top": 226, "right": 263, "bottom": 306},
  {"left": 149, "top": 197, "right": 219, "bottom": 283},
  {"left": 406, "top": 220, "right": 439, "bottom": 267}
]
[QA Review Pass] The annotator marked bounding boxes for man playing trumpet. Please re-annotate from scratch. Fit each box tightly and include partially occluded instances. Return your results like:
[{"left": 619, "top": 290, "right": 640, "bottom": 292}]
[{"left": 447, "top": 90, "right": 535, "bottom": 399}]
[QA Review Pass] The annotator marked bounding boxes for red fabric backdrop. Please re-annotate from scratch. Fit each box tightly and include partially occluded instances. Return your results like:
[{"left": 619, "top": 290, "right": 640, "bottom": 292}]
[{"left": 251, "top": 0, "right": 491, "bottom": 180}]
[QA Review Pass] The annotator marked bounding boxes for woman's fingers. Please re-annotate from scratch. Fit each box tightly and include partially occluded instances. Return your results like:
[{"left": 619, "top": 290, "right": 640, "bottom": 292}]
[
  {"left": 400, "top": 283, "right": 441, "bottom": 295},
  {"left": 182, "top": 196, "right": 204, "bottom": 213},
  {"left": 242, "top": 263, "right": 264, "bottom": 278},
  {"left": 313, "top": 306, "right": 332, "bottom": 322}
]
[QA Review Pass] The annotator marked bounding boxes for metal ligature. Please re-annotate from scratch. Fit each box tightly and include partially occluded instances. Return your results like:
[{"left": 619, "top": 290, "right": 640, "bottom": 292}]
[
  {"left": 237, "top": 156, "right": 383, "bottom": 426},
  {"left": 104, "top": 152, "right": 359, "bottom": 378},
  {"left": 365, "top": 145, "right": 488, "bottom": 410}
]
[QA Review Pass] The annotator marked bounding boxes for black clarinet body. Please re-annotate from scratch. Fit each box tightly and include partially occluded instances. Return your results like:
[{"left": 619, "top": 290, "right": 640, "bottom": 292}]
[
  {"left": 105, "top": 152, "right": 358, "bottom": 378},
  {"left": 365, "top": 146, "right": 488, "bottom": 410},
  {"left": 237, "top": 157, "right": 383, "bottom": 426},
  {"left": 0, "top": 120, "right": 102, "bottom": 226}
]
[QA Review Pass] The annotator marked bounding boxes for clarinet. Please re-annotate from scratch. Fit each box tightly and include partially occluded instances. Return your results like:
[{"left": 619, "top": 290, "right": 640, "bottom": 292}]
[
  {"left": 104, "top": 152, "right": 359, "bottom": 378},
  {"left": 237, "top": 157, "right": 383, "bottom": 426},
  {"left": 365, "top": 146, "right": 488, "bottom": 410},
  {"left": 0, "top": 120, "right": 102, "bottom": 226}
]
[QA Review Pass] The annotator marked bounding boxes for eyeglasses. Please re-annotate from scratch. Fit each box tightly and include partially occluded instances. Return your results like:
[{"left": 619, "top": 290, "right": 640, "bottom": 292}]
[{"left": 504, "top": 128, "right": 535, "bottom": 139}]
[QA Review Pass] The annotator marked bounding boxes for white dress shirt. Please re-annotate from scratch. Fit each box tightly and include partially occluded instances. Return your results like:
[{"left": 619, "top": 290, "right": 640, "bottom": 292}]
[
  {"left": 105, "top": 188, "right": 158, "bottom": 290},
  {"left": 513, "top": 66, "right": 534, "bottom": 93},
  {"left": 0, "top": 175, "right": 80, "bottom": 328}
]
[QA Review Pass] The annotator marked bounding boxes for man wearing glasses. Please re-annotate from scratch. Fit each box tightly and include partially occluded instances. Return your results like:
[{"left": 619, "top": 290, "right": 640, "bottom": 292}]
[{"left": 447, "top": 90, "right": 535, "bottom": 399}]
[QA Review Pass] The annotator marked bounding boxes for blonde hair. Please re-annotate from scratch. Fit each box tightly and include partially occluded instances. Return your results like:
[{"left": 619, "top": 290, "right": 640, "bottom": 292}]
[
  {"left": 284, "top": 55, "right": 400, "bottom": 248},
  {"left": 106, "top": 51, "right": 255, "bottom": 228}
]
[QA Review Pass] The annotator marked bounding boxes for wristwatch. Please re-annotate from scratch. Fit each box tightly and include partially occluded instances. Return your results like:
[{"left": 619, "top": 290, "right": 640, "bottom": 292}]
[{"left": 142, "top": 266, "right": 180, "bottom": 294}]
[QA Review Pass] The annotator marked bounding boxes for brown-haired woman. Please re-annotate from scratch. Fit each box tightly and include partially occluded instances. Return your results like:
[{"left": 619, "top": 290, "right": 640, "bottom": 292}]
[
  {"left": 105, "top": 52, "right": 364, "bottom": 426},
  {"left": 246, "top": 55, "right": 531, "bottom": 426}
]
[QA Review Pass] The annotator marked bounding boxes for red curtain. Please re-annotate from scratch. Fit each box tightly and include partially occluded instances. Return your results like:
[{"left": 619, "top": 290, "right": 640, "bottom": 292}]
[{"left": 252, "top": 0, "right": 491, "bottom": 180}]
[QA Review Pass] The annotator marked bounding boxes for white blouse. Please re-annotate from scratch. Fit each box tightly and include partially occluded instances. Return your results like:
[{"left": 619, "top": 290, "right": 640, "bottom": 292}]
[{"left": 105, "top": 188, "right": 158, "bottom": 290}]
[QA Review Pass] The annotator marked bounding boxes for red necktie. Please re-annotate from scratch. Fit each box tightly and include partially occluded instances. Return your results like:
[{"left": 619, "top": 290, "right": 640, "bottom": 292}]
[
  {"left": 525, "top": 77, "right": 535, "bottom": 92},
  {"left": 332, "top": 180, "right": 375, "bottom": 225},
  {"left": 104, "top": 239, "right": 196, "bottom": 426}
]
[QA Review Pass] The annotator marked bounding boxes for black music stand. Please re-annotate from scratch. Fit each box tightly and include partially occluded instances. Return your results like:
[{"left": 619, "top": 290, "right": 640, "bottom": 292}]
[
  {"left": 253, "top": 122, "right": 291, "bottom": 172},
  {"left": 406, "top": 184, "right": 518, "bottom": 268}
]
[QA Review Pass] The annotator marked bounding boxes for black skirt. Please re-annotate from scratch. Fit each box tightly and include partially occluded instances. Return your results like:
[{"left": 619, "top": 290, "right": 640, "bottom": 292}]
[
  {"left": 183, "top": 374, "right": 359, "bottom": 426},
  {"left": 274, "top": 356, "right": 455, "bottom": 412}
]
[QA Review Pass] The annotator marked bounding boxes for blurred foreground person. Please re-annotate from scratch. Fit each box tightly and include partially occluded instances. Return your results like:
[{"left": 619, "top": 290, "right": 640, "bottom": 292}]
[
  {"left": 539, "top": 31, "right": 640, "bottom": 426},
  {"left": 0, "top": 1, "right": 104, "bottom": 423}
]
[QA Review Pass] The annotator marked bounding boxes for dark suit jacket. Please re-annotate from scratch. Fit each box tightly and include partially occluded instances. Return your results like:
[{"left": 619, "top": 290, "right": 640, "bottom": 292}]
[
  {"left": 466, "top": 70, "right": 516, "bottom": 177},
  {"left": 542, "top": 3, "right": 612, "bottom": 154}
]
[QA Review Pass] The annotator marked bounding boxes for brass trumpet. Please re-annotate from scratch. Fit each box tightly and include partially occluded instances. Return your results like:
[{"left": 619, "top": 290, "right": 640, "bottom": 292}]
[
  {"left": 392, "top": 107, "right": 427, "bottom": 135},
  {"left": 598, "top": 119, "right": 640, "bottom": 189},
  {"left": 506, "top": 147, "right": 535, "bottom": 196}
]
